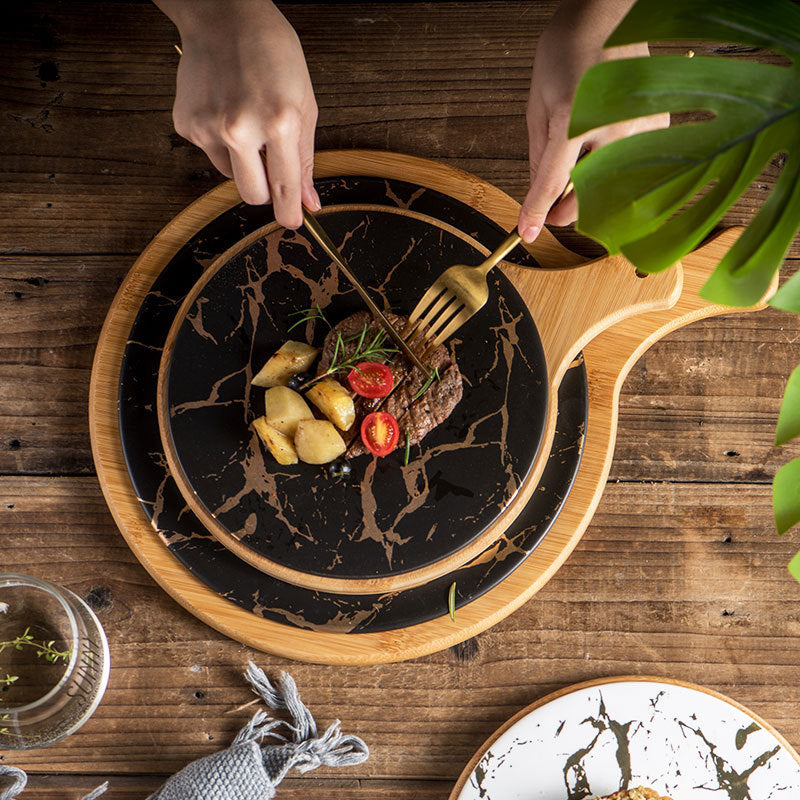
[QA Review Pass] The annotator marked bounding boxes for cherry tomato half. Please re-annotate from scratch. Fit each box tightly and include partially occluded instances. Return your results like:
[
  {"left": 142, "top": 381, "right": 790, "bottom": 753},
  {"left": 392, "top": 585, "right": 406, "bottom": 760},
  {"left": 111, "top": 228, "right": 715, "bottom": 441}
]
[
  {"left": 347, "top": 361, "right": 394, "bottom": 398},
  {"left": 360, "top": 411, "right": 400, "bottom": 457}
]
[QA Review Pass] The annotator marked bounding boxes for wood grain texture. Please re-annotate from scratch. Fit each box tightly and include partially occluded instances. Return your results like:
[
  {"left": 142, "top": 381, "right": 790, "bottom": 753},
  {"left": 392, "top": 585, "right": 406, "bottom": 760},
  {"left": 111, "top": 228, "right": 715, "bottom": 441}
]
[
  {"left": 3, "top": 476, "right": 800, "bottom": 776},
  {"left": 3, "top": 0, "right": 800, "bottom": 795},
  {"left": 19, "top": 775, "right": 451, "bottom": 800},
  {"left": 0, "top": 2, "right": 793, "bottom": 257}
]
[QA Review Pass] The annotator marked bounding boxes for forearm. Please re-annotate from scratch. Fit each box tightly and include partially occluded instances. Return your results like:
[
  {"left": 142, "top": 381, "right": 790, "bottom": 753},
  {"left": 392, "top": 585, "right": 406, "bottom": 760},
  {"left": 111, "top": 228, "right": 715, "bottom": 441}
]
[
  {"left": 518, "top": 0, "right": 664, "bottom": 239},
  {"left": 550, "top": 0, "right": 638, "bottom": 39},
  {"left": 153, "top": 0, "right": 285, "bottom": 41},
  {"left": 545, "top": 0, "right": 646, "bottom": 60}
]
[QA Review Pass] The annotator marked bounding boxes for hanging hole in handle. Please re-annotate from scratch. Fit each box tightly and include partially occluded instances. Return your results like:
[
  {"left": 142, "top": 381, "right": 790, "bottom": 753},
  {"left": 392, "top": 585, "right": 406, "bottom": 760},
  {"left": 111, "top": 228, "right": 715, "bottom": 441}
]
[{"left": 635, "top": 269, "right": 648, "bottom": 279}]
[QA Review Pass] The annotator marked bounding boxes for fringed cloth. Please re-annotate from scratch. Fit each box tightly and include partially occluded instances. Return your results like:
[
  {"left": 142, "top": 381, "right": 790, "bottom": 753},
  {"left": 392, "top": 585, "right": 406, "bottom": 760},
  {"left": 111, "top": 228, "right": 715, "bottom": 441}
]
[{"left": 0, "top": 663, "right": 369, "bottom": 800}]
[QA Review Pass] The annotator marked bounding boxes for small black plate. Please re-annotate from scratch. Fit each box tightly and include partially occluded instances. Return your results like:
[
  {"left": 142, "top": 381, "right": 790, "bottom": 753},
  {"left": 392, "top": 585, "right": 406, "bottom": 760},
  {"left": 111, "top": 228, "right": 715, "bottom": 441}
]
[
  {"left": 163, "top": 204, "right": 548, "bottom": 584},
  {"left": 119, "top": 176, "right": 586, "bottom": 632}
]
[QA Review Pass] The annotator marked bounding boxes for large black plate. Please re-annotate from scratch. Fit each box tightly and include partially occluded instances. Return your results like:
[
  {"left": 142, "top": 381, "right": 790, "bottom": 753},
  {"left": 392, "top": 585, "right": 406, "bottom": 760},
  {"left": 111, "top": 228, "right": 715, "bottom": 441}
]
[
  {"left": 119, "top": 176, "right": 586, "bottom": 633},
  {"left": 163, "top": 206, "right": 548, "bottom": 583}
]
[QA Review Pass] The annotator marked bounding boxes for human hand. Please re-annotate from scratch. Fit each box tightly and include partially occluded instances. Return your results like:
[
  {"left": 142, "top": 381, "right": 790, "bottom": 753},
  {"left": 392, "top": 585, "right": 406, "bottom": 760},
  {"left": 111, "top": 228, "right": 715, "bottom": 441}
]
[
  {"left": 157, "top": 0, "right": 318, "bottom": 228},
  {"left": 518, "top": 0, "right": 669, "bottom": 243}
]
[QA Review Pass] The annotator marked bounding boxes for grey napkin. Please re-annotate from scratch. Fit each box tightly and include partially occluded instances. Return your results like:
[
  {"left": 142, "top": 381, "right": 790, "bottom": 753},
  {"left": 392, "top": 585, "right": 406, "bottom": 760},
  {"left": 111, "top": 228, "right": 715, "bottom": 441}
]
[{"left": 0, "top": 663, "right": 369, "bottom": 800}]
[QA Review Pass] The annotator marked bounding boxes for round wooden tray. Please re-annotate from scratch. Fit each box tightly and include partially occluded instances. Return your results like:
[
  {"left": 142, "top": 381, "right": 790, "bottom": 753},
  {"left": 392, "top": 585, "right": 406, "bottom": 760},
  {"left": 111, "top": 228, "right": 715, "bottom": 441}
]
[
  {"left": 118, "top": 175, "right": 589, "bottom": 632},
  {"left": 89, "top": 150, "right": 769, "bottom": 664}
]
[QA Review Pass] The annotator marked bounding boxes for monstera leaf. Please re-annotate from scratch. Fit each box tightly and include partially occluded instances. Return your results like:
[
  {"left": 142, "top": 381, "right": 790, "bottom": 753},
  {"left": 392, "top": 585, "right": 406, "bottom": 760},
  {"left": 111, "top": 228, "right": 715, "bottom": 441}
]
[
  {"left": 568, "top": 0, "right": 800, "bottom": 575},
  {"left": 569, "top": 0, "right": 800, "bottom": 308}
]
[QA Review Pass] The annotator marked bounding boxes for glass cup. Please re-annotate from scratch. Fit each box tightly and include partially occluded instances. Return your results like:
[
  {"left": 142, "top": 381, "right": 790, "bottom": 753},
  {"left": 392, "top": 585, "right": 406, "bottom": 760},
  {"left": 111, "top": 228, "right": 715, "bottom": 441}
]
[{"left": 0, "top": 573, "right": 110, "bottom": 749}]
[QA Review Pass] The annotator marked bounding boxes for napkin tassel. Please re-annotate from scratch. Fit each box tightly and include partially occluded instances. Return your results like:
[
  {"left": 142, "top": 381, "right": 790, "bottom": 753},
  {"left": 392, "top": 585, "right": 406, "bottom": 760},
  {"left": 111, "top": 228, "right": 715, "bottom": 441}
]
[
  {"left": 239, "top": 661, "right": 370, "bottom": 782},
  {"left": 0, "top": 766, "right": 25, "bottom": 800}
]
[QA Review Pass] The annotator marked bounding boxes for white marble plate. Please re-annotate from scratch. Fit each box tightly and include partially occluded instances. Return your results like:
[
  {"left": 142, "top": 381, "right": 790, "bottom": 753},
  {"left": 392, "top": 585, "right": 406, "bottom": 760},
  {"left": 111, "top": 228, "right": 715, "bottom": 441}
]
[{"left": 453, "top": 678, "right": 800, "bottom": 800}]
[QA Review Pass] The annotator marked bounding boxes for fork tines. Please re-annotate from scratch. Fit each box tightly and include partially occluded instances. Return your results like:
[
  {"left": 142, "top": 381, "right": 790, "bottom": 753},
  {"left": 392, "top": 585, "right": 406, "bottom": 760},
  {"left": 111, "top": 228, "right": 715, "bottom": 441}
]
[{"left": 403, "top": 284, "right": 466, "bottom": 358}]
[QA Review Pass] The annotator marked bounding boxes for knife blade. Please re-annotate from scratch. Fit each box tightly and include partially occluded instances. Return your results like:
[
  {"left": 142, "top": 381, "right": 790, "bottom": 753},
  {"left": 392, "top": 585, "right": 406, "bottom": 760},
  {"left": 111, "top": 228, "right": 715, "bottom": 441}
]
[{"left": 301, "top": 207, "right": 433, "bottom": 379}]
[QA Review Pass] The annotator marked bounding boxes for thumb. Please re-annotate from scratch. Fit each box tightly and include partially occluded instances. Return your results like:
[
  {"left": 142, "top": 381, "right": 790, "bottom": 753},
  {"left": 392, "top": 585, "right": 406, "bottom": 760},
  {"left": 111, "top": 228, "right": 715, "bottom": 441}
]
[{"left": 519, "top": 133, "right": 583, "bottom": 243}]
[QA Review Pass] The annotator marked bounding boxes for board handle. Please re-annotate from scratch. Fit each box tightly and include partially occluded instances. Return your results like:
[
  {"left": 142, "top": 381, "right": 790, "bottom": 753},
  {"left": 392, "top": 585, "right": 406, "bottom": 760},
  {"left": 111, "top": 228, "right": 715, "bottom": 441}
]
[
  {"left": 503, "top": 254, "right": 684, "bottom": 390},
  {"left": 588, "top": 227, "right": 777, "bottom": 381}
]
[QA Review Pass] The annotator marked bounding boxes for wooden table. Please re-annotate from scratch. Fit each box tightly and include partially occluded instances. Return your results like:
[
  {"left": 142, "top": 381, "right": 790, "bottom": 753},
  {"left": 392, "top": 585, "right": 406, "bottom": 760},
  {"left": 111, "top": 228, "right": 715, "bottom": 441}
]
[{"left": 2, "top": 2, "right": 800, "bottom": 797}]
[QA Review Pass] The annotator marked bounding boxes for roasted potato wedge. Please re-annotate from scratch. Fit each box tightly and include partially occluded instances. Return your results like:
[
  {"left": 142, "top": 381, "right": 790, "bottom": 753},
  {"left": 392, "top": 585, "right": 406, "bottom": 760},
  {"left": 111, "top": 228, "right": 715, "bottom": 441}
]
[
  {"left": 252, "top": 341, "right": 320, "bottom": 388},
  {"left": 294, "top": 419, "right": 346, "bottom": 464},
  {"left": 305, "top": 378, "right": 356, "bottom": 431},
  {"left": 252, "top": 417, "right": 298, "bottom": 465},
  {"left": 263, "top": 386, "right": 314, "bottom": 437}
]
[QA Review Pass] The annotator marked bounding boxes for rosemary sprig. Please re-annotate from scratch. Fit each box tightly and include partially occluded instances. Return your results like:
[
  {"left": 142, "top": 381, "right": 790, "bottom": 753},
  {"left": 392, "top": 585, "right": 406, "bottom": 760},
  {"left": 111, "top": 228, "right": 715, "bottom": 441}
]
[
  {"left": 287, "top": 304, "right": 330, "bottom": 332},
  {"left": 448, "top": 582, "right": 457, "bottom": 622},
  {"left": 412, "top": 366, "right": 441, "bottom": 401},
  {"left": 306, "top": 323, "right": 397, "bottom": 388},
  {"left": 403, "top": 429, "right": 411, "bottom": 467}
]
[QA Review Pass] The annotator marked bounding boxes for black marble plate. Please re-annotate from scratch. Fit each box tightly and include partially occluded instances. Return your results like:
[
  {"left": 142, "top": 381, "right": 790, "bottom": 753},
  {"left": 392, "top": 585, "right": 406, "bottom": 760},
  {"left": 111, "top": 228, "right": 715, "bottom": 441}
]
[
  {"left": 119, "top": 176, "right": 586, "bottom": 633},
  {"left": 162, "top": 207, "right": 548, "bottom": 584}
]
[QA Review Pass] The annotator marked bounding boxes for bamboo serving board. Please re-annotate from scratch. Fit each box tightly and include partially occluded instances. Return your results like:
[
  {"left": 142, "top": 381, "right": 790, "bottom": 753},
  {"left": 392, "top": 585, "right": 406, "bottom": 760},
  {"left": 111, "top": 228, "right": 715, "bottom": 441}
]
[
  {"left": 89, "top": 150, "right": 772, "bottom": 664},
  {"left": 154, "top": 201, "right": 679, "bottom": 595}
]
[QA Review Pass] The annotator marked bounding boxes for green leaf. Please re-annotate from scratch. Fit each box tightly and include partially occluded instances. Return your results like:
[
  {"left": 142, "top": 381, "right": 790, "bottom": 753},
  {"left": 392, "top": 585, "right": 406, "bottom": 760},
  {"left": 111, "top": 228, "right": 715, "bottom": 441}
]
[
  {"left": 790, "top": 549, "right": 800, "bottom": 581},
  {"left": 776, "top": 365, "right": 800, "bottom": 445},
  {"left": 606, "top": 0, "right": 800, "bottom": 58},
  {"left": 774, "top": 456, "right": 800, "bottom": 534},
  {"left": 771, "top": 269, "right": 800, "bottom": 313},
  {"left": 569, "top": 0, "right": 800, "bottom": 307},
  {"left": 700, "top": 138, "right": 800, "bottom": 305}
]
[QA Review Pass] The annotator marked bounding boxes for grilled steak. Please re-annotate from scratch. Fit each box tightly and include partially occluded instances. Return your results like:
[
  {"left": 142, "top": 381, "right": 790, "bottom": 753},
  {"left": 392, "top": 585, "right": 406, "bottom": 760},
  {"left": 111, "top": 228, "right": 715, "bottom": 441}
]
[{"left": 316, "top": 311, "right": 463, "bottom": 457}]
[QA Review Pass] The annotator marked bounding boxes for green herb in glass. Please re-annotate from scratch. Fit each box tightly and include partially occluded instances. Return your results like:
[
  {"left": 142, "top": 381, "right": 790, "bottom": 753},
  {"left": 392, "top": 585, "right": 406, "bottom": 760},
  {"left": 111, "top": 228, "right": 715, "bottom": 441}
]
[
  {"left": 0, "top": 627, "right": 72, "bottom": 665},
  {"left": 0, "top": 626, "right": 73, "bottom": 714}
]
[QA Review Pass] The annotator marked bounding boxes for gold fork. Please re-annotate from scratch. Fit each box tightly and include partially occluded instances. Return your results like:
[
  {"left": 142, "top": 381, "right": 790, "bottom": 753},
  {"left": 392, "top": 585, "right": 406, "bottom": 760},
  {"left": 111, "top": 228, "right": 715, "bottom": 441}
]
[
  {"left": 403, "top": 229, "right": 524, "bottom": 357},
  {"left": 405, "top": 179, "right": 577, "bottom": 358}
]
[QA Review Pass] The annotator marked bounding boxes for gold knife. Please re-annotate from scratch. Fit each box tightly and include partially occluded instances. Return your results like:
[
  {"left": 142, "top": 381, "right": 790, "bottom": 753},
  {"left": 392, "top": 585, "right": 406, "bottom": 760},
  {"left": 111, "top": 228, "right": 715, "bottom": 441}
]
[{"left": 301, "top": 207, "right": 432, "bottom": 379}]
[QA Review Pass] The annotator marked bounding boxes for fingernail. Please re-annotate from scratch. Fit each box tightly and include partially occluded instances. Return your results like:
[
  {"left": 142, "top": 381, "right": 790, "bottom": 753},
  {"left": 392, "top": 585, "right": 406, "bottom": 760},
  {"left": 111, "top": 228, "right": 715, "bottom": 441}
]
[
  {"left": 310, "top": 189, "right": 322, "bottom": 212},
  {"left": 521, "top": 225, "right": 540, "bottom": 243}
]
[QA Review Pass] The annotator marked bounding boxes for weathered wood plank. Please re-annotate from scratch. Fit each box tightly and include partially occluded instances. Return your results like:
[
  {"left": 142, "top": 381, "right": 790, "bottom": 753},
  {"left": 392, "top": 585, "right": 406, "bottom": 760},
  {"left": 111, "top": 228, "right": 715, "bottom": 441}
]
[
  {"left": 2, "top": 256, "right": 799, "bottom": 480},
  {"left": 19, "top": 775, "right": 450, "bottom": 800},
  {"left": 4, "top": 0, "right": 799, "bottom": 792},
  {"left": 0, "top": 257, "right": 127, "bottom": 475},
  {"left": 2, "top": 476, "right": 799, "bottom": 773},
  {"left": 1, "top": 2, "right": 795, "bottom": 255}
]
